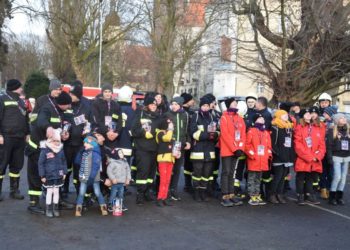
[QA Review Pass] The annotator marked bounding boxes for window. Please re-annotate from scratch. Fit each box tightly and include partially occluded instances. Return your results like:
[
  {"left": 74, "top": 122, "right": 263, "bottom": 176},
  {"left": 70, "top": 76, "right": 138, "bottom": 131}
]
[
  {"left": 257, "top": 83, "right": 264, "bottom": 94},
  {"left": 345, "top": 83, "right": 350, "bottom": 91}
]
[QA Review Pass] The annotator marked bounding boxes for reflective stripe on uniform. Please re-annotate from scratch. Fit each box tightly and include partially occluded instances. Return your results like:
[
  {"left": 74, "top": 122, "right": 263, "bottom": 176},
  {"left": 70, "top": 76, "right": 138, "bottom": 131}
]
[
  {"left": 212, "top": 170, "right": 219, "bottom": 175},
  {"left": 112, "top": 114, "right": 119, "bottom": 119},
  {"left": 192, "top": 176, "right": 201, "bottom": 181},
  {"left": 67, "top": 168, "right": 73, "bottom": 172},
  {"left": 208, "top": 176, "right": 214, "bottom": 181},
  {"left": 193, "top": 130, "right": 201, "bottom": 141},
  {"left": 136, "top": 180, "right": 148, "bottom": 184},
  {"left": 147, "top": 178, "right": 153, "bottom": 184},
  {"left": 234, "top": 179, "right": 240, "bottom": 187},
  {"left": 190, "top": 152, "right": 204, "bottom": 160},
  {"left": 0, "top": 175, "right": 4, "bottom": 179},
  {"left": 262, "top": 177, "right": 273, "bottom": 183},
  {"left": 313, "top": 182, "right": 319, "bottom": 186},
  {"left": 4, "top": 101, "right": 18, "bottom": 106},
  {"left": 28, "top": 138, "right": 38, "bottom": 149},
  {"left": 85, "top": 193, "right": 91, "bottom": 197},
  {"left": 64, "top": 109, "right": 73, "bottom": 114},
  {"left": 73, "top": 179, "right": 78, "bottom": 184},
  {"left": 210, "top": 152, "right": 216, "bottom": 159},
  {"left": 28, "top": 190, "right": 42, "bottom": 196},
  {"left": 50, "top": 117, "right": 60, "bottom": 123},
  {"left": 119, "top": 148, "right": 132, "bottom": 156},
  {"left": 201, "top": 177, "right": 210, "bottom": 182},
  {"left": 183, "top": 170, "right": 192, "bottom": 176},
  {"left": 9, "top": 172, "right": 20, "bottom": 178},
  {"left": 131, "top": 166, "right": 137, "bottom": 171},
  {"left": 29, "top": 113, "right": 38, "bottom": 123}
]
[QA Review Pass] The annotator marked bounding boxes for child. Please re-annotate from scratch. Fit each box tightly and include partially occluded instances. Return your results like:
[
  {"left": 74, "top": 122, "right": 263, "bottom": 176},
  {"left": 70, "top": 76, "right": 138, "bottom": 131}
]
[
  {"left": 107, "top": 149, "right": 131, "bottom": 215},
  {"left": 75, "top": 135, "right": 108, "bottom": 216},
  {"left": 294, "top": 109, "right": 326, "bottom": 205},
  {"left": 326, "top": 113, "right": 350, "bottom": 205},
  {"left": 245, "top": 113, "right": 272, "bottom": 205},
  {"left": 38, "top": 128, "right": 67, "bottom": 218}
]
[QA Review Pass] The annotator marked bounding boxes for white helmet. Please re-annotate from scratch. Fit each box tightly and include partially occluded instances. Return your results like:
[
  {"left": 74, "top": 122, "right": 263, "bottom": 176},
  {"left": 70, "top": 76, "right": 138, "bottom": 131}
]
[
  {"left": 318, "top": 92, "right": 332, "bottom": 102},
  {"left": 245, "top": 92, "right": 258, "bottom": 101},
  {"left": 237, "top": 101, "right": 248, "bottom": 117},
  {"left": 118, "top": 85, "right": 133, "bottom": 103}
]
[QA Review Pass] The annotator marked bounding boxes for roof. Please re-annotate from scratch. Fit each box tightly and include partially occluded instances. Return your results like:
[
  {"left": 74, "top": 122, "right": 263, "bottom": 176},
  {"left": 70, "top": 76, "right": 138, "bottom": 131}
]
[{"left": 182, "top": 1, "right": 209, "bottom": 27}]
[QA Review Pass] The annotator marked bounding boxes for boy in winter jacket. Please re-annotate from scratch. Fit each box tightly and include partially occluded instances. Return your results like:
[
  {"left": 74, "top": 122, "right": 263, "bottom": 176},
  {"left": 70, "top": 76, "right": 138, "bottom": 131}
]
[
  {"left": 75, "top": 135, "right": 108, "bottom": 216},
  {"left": 38, "top": 128, "right": 67, "bottom": 217},
  {"left": 245, "top": 113, "right": 272, "bottom": 205},
  {"left": 107, "top": 149, "right": 131, "bottom": 214}
]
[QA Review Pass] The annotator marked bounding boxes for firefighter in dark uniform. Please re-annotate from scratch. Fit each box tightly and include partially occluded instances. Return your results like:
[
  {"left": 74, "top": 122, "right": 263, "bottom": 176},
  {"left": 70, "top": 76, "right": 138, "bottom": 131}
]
[
  {"left": 181, "top": 93, "right": 196, "bottom": 193},
  {"left": 0, "top": 79, "right": 29, "bottom": 201},
  {"left": 26, "top": 91, "right": 73, "bottom": 214},
  {"left": 62, "top": 83, "right": 92, "bottom": 195},
  {"left": 131, "top": 96, "right": 160, "bottom": 205},
  {"left": 91, "top": 83, "right": 122, "bottom": 150},
  {"left": 190, "top": 96, "right": 220, "bottom": 201}
]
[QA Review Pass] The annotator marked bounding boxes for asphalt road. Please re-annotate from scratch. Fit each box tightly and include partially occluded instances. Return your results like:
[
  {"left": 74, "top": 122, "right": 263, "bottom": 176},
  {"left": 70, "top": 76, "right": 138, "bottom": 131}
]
[{"left": 1, "top": 166, "right": 350, "bottom": 250}]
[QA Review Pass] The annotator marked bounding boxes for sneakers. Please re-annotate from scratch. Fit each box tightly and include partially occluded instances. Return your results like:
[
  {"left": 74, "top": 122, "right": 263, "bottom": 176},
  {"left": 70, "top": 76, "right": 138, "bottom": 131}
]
[
  {"left": 75, "top": 205, "right": 82, "bottom": 217},
  {"left": 229, "top": 194, "right": 243, "bottom": 206},
  {"left": 276, "top": 194, "right": 287, "bottom": 204},
  {"left": 100, "top": 205, "right": 108, "bottom": 216},
  {"left": 268, "top": 194, "right": 279, "bottom": 204},
  {"left": 256, "top": 195, "right": 266, "bottom": 205},
  {"left": 248, "top": 196, "right": 260, "bottom": 206},
  {"left": 221, "top": 198, "right": 234, "bottom": 207},
  {"left": 170, "top": 190, "right": 182, "bottom": 201},
  {"left": 305, "top": 194, "right": 320, "bottom": 205},
  {"left": 297, "top": 194, "right": 306, "bottom": 206}
]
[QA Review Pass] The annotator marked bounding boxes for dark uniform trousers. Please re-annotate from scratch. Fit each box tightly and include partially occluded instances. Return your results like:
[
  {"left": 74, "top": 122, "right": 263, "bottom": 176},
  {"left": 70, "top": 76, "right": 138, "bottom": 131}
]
[
  {"left": 27, "top": 151, "right": 42, "bottom": 202},
  {"left": 192, "top": 161, "right": 213, "bottom": 189},
  {"left": 63, "top": 145, "right": 82, "bottom": 194},
  {"left": 0, "top": 137, "right": 25, "bottom": 178},
  {"left": 135, "top": 150, "right": 157, "bottom": 194}
]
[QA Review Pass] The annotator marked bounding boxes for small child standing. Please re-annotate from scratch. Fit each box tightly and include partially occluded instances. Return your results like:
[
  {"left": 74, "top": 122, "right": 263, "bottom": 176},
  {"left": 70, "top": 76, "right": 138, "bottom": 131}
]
[
  {"left": 75, "top": 135, "right": 108, "bottom": 216},
  {"left": 245, "top": 114, "right": 272, "bottom": 205},
  {"left": 38, "top": 129, "right": 67, "bottom": 218},
  {"left": 107, "top": 149, "right": 131, "bottom": 215}
]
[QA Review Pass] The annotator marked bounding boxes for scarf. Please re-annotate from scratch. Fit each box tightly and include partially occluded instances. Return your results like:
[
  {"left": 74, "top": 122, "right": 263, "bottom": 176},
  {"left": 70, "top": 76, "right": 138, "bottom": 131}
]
[
  {"left": 227, "top": 108, "right": 238, "bottom": 113},
  {"left": 254, "top": 123, "right": 266, "bottom": 131},
  {"left": 272, "top": 117, "right": 293, "bottom": 129},
  {"left": 45, "top": 139, "right": 63, "bottom": 153}
]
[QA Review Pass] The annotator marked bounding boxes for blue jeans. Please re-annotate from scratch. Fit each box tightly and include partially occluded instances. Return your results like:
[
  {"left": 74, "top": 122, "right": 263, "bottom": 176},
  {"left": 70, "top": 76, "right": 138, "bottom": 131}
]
[
  {"left": 76, "top": 182, "right": 106, "bottom": 205},
  {"left": 331, "top": 157, "right": 349, "bottom": 192},
  {"left": 108, "top": 183, "right": 124, "bottom": 205}
]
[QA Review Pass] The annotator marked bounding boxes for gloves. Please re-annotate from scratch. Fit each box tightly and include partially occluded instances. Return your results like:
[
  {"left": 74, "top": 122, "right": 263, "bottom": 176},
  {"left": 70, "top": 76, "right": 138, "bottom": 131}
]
[{"left": 234, "top": 150, "right": 244, "bottom": 158}]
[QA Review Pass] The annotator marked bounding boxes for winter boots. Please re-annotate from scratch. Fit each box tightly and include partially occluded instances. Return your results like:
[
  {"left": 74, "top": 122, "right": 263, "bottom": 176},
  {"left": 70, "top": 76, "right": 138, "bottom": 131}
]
[
  {"left": 305, "top": 193, "right": 320, "bottom": 205},
  {"left": 46, "top": 204, "right": 53, "bottom": 218},
  {"left": 336, "top": 191, "right": 345, "bottom": 205},
  {"left": 268, "top": 194, "right": 279, "bottom": 204},
  {"left": 329, "top": 191, "right": 337, "bottom": 205},
  {"left": 27, "top": 196, "right": 45, "bottom": 215},
  {"left": 193, "top": 189, "right": 201, "bottom": 202},
  {"left": 297, "top": 194, "right": 305, "bottom": 205},
  {"left": 9, "top": 177, "right": 24, "bottom": 200},
  {"left": 75, "top": 205, "right": 82, "bottom": 217},
  {"left": 221, "top": 195, "right": 234, "bottom": 207},
  {"left": 100, "top": 204, "right": 108, "bottom": 216},
  {"left": 320, "top": 188, "right": 329, "bottom": 199},
  {"left": 0, "top": 179, "right": 3, "bottom": 201}
]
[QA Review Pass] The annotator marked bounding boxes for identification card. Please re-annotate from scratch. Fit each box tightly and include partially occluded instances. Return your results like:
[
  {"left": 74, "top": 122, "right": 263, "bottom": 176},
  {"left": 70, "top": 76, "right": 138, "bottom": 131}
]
[
  {"left": 207, "top": 122, "right": 217, "bottom": 133},
  {"left": 305, "top": 137, "right": 312, "bottom": 148},
  {"left": 172, "top": 141, "right": 182, "bottom": 158},
  {"left": 235, "top": 131, "right": 241, "bottom": 141},
  {"left": 105, "top": 116, "right": 112, "bottom": 127},
  {"left": 341, "top": 140, "right": 349, "bottom": 151},
  {"left": 74, "top": 115, "right": 86, "bottom": 126},
  {"left": 257, "top": 145, "right": 265, "bottom": 156},
  {"left": 284, "top": 137, "right": 292, "bottom": 148}
]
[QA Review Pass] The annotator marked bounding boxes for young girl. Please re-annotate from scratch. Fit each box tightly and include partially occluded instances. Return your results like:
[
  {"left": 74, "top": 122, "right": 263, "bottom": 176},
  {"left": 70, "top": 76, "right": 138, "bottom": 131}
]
[
  {"left": 245, "top": 113, "right": 272, "bottom": 206},
  {"left": 294, "top": 109, "right": 326, "bottom": 205},
  {"left": 38, "top": 129, "right": 67, "bottom": 218},
  {"left": 326, "top": 113, "right": 350, "bottom": 205},
  {"left": 107, "top": 149, "right": 131, "bottom": 215},
  {"left": 75, "top": 135, "right": 108, "bottom": 216},
  {"left": 269, "top": 110, "right": 295, "bottom": 204}
]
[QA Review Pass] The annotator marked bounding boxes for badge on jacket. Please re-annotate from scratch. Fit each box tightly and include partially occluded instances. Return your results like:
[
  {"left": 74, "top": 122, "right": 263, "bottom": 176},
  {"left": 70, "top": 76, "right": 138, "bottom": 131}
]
[{"left": 46, "top": 152, "right": 55, "bottom": 159}]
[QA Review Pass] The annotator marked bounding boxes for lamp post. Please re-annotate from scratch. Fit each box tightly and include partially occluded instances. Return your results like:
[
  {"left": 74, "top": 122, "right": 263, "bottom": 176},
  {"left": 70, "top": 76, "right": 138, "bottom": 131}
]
[{"left": 98, "top": 0, "right": 103, "bottom": 88}]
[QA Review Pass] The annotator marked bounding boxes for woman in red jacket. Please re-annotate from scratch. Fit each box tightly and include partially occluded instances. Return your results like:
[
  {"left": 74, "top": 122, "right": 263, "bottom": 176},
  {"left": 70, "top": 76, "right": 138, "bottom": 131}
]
[
  {"left": 245, "top": 113, "right": 272, "bottom": 206},
  {"left": 219, "top": 97, "right": 245, "bottom": 207},
  {"left": 294, "top": 108, "right": 326, "bottom": 205}
]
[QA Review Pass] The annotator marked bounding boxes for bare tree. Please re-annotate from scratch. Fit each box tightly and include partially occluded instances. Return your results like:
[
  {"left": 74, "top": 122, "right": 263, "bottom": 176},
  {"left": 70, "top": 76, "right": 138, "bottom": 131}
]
[{"left": 0, "top": 0, "right": 12, "bottom": 72}]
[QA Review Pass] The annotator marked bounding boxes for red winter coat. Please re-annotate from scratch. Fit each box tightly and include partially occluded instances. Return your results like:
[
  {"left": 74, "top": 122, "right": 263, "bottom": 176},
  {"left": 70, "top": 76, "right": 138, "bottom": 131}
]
[
  {"left": 245, "top": 127, "right": 272, "bottom": 171},
  {"left": 294, "top": 123, "right": 326, "bottom": 173},
  {"left": 219, "top": 111, "right": 246, "bottom": 157}
]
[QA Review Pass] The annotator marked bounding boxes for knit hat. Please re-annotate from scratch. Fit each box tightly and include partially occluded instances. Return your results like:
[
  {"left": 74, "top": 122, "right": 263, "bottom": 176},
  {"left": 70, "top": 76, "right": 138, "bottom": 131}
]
[
  {"left": 224, "top": 97, "right": 236, "bottom": 109},
  {"left": 203, "top": 93, "right": 216, "bottom": 103},
  {"left": 49, "top": 79, "right": 62, "bottom": 91},
  {"left": 292, "top": 102, "right": 301, "bottom": 107},
  {"left": 299, "top": 108, "right": 311, "bottom": 118},
  {"left": 144, "top": 96, "right": 156, "bottom": 106},
  {"left": 252, "top": 113, "right": 264, "bottom": 123},
  {"left": 56, "top": 91, "right": 72, "bottom": 105},
  {"left": 333, "top": 113, "right": 347, "bottom": 124},
  {"left": 171, "top": 96, "right": 184, "bottom": 106},
  {"left": 84, "top": 135, "right": 99, "bottom": 148},
  {"left": 6, "top": 79, "right": 22, "bottom": 91},
  {"left": 181, "top": 93, "right": 193, "bottom": 105},
  {"left": 310, "top": 106, "right": 320, "bottom": 115},
  {"left": 199, "top": 96, "right": 212, "bottom": 107},
  {"left": 101, "top": 83, "right": 113, "bottom": 93},
  {"left": 323, "top": 106, "right": 338, "bottom": 117},
  {"left": 279, "top": 102, "right": 293, "bottom": 113},
  {"left": 70, "top": 84, "right": 83, "bottom": 99}
]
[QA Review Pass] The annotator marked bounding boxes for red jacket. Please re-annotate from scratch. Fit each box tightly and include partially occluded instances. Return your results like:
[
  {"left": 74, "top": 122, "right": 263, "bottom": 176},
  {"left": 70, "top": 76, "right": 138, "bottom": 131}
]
[
  {"left": 219, "top": 111, "right": 246, "bottom": 157},
  {"left": 294, "top": 123, "right": 326, "bottom": 173},
  {"left": 245, "top": 127, "right": 272, "bottom": 171}
]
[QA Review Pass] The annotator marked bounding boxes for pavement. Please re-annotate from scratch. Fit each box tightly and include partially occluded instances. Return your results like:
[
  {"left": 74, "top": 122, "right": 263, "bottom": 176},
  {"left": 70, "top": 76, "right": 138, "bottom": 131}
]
[{"left": 1, "top": 167, "right": 350, "bottom": 250}]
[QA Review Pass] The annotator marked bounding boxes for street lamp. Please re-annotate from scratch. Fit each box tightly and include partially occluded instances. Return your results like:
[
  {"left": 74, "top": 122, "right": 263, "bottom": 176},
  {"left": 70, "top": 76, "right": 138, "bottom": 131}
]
[{"left": 98, "top": 0, "right": 103, "bottom": 88}]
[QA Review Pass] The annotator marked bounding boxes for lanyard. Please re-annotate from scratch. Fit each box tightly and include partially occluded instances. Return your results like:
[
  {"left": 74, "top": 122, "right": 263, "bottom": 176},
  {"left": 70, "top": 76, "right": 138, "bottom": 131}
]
[
  {"left": 5, "top": 92, "right": 25, "bottom": 113},
  {"left": 48, "top": 97, "right": 63, "bottom": 127},
  {"left": 307, "top": 124, "right": 312, "bottom": 137},
  {"left": 73, "top": 103, "right": 82, "bottom": 116},
  {"left": 107, "top": 101, "right": 111, "bottom": 115}
]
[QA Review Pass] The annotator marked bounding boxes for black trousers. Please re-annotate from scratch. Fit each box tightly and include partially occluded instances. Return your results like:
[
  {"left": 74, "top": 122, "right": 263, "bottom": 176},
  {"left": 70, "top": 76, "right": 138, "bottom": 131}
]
[
  {"left": 221, "top": 156, "right": 239, "bottom": 195},
  {"left": 27, "top": 151, "right": 42, "bottom": 198},
  {"left": 270, "top": 165, "right": 289, "bottom": 195},
  {"left": 63, "top": 145, "right": 81, "bottom": 193},
  {"left": 169, "top": 155, "right": 184, "bottom": 192},
  {"left": 183, "top": 149, "right": 193, "bottom": 187},
  {"left": 212, "top": 147, "right": 220, "bottom": 181},
  {"left": 296, "top": 171, "right": 319, "bottom": 194},
  {"left": 0, "top": 137, "right": 25, "bottom": 177},
  {"left": 135, "top": 150, "right": 157, "bottom": 194},
  {"left": 192, "top": 161, "right": 213, "bottom": 189}
]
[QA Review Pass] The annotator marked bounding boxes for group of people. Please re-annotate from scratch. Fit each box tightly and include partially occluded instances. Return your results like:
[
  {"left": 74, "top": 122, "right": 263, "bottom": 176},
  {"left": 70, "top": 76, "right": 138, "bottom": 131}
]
[{"left": 0, "top": 78, "right": 348, "bottom": 218}]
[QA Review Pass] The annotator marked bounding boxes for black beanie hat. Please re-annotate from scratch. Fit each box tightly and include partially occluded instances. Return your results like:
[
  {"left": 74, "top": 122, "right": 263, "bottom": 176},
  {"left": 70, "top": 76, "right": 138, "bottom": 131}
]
[
  {"left": 6, "top": 79, "right": 22, "bottom": 91},
  {"left": 144, "top": 96, "right": 156, "bottom": 106},
  {"left": 171, "top": 96, "right": 184, "bottom": 106},
  {"left": 203, "top": 93, "right": 216, "bottom": 103},
  {"left": 56, "top": 91, "right": 72, "bottom": 105},
  {"left": 70, "top": 84, "right": 83, "bottom": 99},
  {"left": 224, "top": 97, "right": 236, "bottom": 109},
  {"left": 199, "top": 96, "right": 212, "bottom": 107},
  {"left": 252, "top": 113, "right": 264, "bottom": 123},
  {"left": 279, "top": 102, "right": 293, "bottom": 113},
  {"left": 101, "top": 83, "right": 113, "bottom": 93},
  {"left": 299, "top": 108, "right": 311, "bottom": 118},
  {"left": 310, "top": 106, "right": 319, "bottom": 115},
  {"left": 181, "top": 93, "right": 193, "bottom": 105}
]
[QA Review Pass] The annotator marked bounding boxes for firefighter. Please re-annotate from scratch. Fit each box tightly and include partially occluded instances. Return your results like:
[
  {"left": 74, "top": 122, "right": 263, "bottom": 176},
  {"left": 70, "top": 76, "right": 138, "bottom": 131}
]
[
  {"left": 26, "top": 91, "right": 73, "bottom": 214},
  {"left": 0, "top": 79, "right": 29, "bottom": 201},
  {"left": 131, "top": 96, "right": 160, "bottom": 205},
  {"left": 190, "top": 96, "right": 219, "bottom": 201}
]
